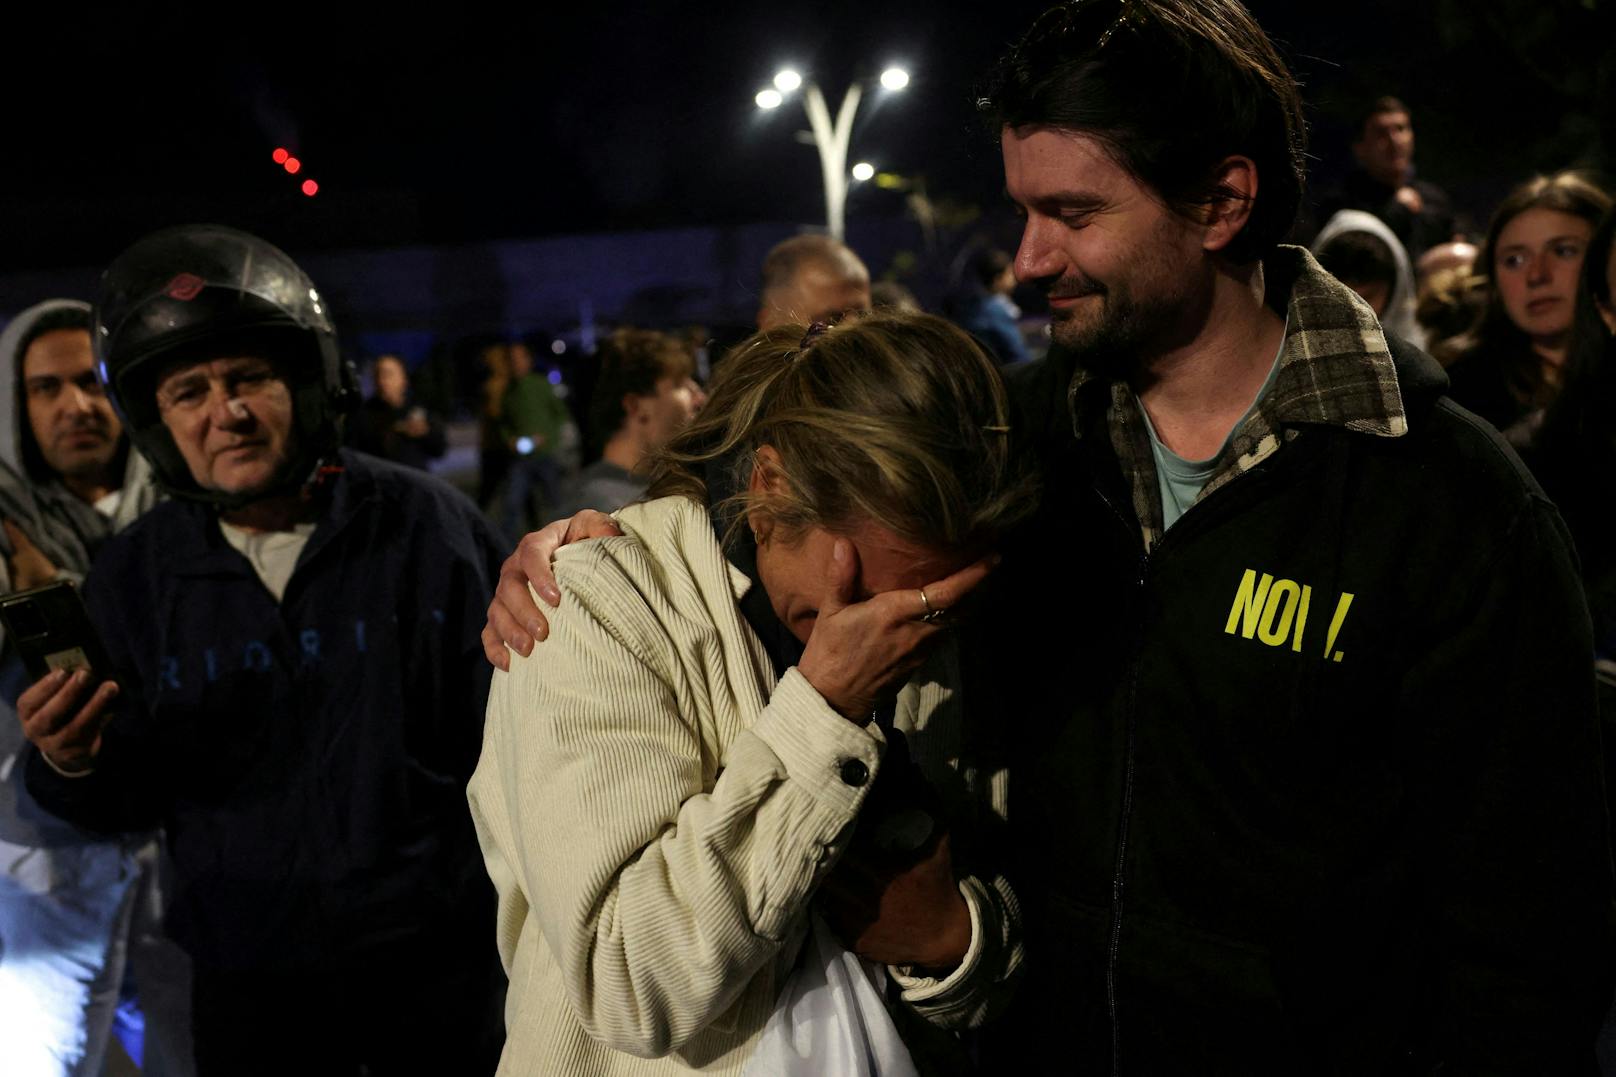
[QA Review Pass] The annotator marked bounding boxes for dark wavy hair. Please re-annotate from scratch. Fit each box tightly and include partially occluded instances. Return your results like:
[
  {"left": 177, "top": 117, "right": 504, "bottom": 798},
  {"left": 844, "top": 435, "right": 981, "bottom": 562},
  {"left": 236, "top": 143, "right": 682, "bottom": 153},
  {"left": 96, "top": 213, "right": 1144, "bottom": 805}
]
[{"left": 979, "top": 0, "right": 1308, "bottom": 264}]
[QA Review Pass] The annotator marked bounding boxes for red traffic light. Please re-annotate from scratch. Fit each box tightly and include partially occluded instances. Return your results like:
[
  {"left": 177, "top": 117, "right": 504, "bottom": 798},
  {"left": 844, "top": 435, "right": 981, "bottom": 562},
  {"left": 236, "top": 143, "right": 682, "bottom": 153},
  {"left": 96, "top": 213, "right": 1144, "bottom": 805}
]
[
  {"left": 283, "top": 157, "right": 302, "bottom": 174},
  {"left": 301, "top": 179, "right": 319, "bottom": 197},
  {"left": 272, "top": 147, "right": 290, "bottom": 164}
]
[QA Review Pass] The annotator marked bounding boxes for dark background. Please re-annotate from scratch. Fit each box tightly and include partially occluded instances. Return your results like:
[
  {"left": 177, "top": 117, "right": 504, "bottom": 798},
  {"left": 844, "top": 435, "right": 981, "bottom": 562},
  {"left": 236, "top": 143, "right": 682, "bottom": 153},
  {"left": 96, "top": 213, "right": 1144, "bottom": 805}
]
[{"left": 2, "top": 0, "right": 1610, "bottom": 275}]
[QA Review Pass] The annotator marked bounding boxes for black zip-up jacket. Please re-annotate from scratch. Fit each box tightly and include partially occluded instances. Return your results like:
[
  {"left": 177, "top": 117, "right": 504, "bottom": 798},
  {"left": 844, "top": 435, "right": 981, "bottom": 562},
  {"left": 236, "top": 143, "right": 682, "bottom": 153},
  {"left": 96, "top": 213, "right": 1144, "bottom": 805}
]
[{"left": 976, "top": 337, "right": 1614, "bottom": 1074}]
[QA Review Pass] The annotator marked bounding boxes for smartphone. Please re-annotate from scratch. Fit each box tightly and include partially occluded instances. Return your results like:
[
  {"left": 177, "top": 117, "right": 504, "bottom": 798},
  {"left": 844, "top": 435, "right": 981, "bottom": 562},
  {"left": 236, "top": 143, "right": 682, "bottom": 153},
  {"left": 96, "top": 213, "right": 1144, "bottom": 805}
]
[{"left": 0, "top": 580, "right": 114, "bottom": 683}]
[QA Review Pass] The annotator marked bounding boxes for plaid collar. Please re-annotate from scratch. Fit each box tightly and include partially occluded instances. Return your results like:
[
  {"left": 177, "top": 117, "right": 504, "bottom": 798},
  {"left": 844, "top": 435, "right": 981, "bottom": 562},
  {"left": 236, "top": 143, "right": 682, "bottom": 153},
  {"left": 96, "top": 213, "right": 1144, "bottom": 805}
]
[{"left": 1066, "top": 245, "right": 1408, "bottom": 550}]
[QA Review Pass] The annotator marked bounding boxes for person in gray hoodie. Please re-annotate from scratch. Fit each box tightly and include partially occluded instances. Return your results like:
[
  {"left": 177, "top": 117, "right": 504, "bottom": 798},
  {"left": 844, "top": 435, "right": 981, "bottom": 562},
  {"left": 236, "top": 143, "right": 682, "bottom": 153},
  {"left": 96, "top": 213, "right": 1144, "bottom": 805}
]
[
  {"left": 0, "top": 299, "right": 181, "bottom": 1076},
  {"left": 1311, "top": 207, "right": 1426, "bottom": 348}
]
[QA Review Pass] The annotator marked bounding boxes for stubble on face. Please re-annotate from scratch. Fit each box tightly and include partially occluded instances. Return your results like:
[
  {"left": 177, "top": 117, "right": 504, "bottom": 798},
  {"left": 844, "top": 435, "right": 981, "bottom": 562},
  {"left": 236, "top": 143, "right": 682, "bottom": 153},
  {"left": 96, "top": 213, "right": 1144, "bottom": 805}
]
[
  {"left": 154, "top": 357, "right": 299, "bottom": 496},
  {"left": 1045, "top": 211, "right": 1200, "bottom": 379},
  {"left": 1003, "top": 125, "right": 1213, "bottom": 382},
  {"left": 22, "top": 330, "right": 123, "bottom": 483}
]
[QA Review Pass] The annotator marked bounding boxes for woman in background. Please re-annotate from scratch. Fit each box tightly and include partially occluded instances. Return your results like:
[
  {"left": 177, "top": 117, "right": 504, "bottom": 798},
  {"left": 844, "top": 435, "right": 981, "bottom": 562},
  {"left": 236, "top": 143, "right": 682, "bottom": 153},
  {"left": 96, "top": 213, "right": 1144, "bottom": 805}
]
[
  {"left": 1444, "top": 171, "right": 1611, "bottom": 432},
  {"left": 1520, "top": 208, "right": 1616, "bottom": 698},
  {"left": 353, "top": 354, "right": 447, "bottom": 471}
]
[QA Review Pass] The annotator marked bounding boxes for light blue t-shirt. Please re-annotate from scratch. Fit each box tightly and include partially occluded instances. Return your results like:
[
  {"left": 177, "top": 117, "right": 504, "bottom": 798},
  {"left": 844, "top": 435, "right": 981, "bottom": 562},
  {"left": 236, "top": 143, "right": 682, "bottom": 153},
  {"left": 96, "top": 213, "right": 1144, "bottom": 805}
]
[{"left": 1140, "top": 318, "right": 1288, "bottom": 530}]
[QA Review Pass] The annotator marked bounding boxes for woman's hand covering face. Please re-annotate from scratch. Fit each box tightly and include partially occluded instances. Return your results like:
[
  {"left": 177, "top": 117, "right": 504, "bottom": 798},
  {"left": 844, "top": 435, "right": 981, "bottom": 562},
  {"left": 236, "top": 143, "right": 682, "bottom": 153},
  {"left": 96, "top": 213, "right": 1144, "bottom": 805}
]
[{"left": 796, "top": 538, "right": 998, "bottom": 723}]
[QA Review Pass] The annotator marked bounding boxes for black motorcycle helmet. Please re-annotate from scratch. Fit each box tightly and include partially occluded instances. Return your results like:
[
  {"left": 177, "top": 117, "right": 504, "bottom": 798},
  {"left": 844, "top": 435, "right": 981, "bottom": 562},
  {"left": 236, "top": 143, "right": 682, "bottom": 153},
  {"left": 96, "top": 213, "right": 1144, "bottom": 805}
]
[{"left": 92, "top": 224, "right": 357, "bottom": 505}]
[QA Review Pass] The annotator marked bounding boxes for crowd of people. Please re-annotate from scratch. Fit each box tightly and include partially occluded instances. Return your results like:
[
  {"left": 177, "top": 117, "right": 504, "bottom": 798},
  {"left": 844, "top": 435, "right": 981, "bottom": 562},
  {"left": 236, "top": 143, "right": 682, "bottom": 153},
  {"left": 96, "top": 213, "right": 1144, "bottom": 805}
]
[{"left": 1, "top": 1, "right": 1613, "bottom": 1074}]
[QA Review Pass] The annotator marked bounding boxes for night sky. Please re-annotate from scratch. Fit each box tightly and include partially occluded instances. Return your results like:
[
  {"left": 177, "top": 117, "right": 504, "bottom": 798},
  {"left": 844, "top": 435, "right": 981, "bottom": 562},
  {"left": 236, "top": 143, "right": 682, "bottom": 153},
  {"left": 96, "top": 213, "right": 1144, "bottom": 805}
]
[{"left": 2, "top": 1, "right": 1609, "bottom": 274}]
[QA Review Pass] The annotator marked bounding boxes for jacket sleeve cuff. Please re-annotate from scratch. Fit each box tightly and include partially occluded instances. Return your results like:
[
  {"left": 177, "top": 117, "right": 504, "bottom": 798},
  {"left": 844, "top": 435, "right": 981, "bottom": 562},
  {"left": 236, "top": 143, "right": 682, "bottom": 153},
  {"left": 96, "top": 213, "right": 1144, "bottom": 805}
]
[
  {"left": 38, "top": 747, "right": 96, "bottom": 779},
  {"left": 748, "top": 667, "right": 884, "bottom": 820},
  {"left": 889, "top": 876, "right": 986, "bottom": 1002}
]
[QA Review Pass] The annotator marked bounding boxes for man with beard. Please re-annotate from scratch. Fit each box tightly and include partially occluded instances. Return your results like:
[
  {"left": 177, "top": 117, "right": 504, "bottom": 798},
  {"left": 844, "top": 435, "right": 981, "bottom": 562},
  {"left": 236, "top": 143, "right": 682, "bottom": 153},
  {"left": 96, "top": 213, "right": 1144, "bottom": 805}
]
[
  {"left": 479, "top": 2, "right": 1612, "bottom": 1070},
  {"left": 0, "top": 303, "right": 152, "bottom": 576},
  {"left": 0, "top": 300, "right": 177, "bottom": 1076},
  {"left": 979, "top": 1, "right": 1609, "bottom": 1071}
]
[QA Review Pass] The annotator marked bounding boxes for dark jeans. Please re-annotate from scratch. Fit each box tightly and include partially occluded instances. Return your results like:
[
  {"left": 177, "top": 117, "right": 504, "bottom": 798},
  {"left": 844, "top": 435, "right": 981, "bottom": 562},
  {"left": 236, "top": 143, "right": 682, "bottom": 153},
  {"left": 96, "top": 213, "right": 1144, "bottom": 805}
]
[{"left": 500, "top": 453, "right": 562, "bottom": 540}]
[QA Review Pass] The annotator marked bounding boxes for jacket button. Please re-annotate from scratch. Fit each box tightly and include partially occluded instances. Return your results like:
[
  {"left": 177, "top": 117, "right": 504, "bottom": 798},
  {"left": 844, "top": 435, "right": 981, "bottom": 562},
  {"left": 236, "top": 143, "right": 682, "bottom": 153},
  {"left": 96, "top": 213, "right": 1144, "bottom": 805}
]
[{"left": 839, "top": 758, "right": 870, "bottom": 787}]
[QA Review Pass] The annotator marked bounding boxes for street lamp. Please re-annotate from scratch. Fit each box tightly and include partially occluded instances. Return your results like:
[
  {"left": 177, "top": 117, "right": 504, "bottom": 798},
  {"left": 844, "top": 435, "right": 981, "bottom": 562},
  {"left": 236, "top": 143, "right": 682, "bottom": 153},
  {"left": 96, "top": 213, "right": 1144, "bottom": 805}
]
[
  {"left": 753, "top": 64, "right": 909, "bottom": 240},
  {"left": 851, "top": 162, "right": 875, "bottom": 182}
]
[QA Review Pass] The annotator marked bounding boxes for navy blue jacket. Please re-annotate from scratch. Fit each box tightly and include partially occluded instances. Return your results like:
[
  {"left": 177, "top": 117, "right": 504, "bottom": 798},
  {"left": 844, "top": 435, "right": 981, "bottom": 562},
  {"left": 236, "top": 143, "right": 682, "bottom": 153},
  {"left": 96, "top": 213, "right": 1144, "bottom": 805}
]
[{"left": 26, "top": 451, "right": 507, "bottom": 973}]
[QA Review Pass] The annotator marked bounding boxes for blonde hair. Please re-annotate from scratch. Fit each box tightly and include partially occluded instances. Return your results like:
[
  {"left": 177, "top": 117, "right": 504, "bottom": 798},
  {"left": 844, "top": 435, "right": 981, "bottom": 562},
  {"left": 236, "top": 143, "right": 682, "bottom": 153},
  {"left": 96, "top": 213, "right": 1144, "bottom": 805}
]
[{"left": 647, "top": 311, "right": 1037, "bottom": 549}]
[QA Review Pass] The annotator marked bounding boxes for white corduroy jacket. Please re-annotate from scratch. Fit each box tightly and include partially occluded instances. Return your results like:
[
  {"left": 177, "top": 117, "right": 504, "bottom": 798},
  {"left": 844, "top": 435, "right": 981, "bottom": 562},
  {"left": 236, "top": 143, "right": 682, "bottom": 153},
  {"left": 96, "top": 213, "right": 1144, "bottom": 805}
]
[{"left": 468, "top": 495, "right": 1020, "bottom": 1075}]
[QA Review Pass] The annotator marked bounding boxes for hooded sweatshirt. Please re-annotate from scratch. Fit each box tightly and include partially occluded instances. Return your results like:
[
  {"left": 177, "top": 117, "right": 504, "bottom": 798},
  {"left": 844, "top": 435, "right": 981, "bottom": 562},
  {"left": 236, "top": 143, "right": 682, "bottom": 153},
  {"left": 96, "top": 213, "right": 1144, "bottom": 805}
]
[
  {"left": 1311, "top": 209, "right": 1424, "bottom": 349},
  {"left": 0, "top": 298, "right": 159, "bottom": 846}
]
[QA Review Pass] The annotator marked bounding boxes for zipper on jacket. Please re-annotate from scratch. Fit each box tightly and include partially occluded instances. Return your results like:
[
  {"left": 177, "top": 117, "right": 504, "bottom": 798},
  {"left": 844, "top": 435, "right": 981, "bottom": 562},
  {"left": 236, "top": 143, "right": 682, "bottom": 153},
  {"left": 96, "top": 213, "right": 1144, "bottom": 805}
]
[
  {"left": 1087, "top": 473, "right": 1145, "bottom": 1077},
  {"left": 1109, "top": 547, "right": 1147, "bottom": 1077},
  {"left": 1088, "top": 444, "right": 1296, "bottom": 1076}
]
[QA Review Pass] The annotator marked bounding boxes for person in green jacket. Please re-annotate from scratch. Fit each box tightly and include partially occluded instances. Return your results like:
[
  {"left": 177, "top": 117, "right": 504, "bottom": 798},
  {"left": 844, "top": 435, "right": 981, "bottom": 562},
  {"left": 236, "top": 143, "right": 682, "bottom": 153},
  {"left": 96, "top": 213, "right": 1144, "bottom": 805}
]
[{"left": 499, "top": 340, "right": 571, "bottom": 539}]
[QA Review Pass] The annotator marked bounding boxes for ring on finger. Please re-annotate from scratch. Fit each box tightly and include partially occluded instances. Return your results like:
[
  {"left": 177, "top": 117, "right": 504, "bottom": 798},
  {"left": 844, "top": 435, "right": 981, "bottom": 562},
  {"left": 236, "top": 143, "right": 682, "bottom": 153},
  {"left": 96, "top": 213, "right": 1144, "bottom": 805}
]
[{"left": 917, "top": 588, "right": 948, "bottom": 624}]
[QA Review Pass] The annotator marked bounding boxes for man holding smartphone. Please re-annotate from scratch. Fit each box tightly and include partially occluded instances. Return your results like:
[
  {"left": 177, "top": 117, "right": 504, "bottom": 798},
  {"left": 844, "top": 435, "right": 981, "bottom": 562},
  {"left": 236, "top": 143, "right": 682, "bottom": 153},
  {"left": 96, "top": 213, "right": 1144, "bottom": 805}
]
[{"left": 14, "top": 226, "right": 508, "bottom": 1075}]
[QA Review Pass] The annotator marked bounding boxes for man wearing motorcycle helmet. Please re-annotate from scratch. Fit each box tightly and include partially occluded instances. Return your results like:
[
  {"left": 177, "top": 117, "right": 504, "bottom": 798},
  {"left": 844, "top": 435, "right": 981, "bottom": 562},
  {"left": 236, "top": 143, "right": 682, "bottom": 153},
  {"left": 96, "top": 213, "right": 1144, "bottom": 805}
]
[{"left": 14, "top": 225, "right": 508, "bottom": 1073}]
